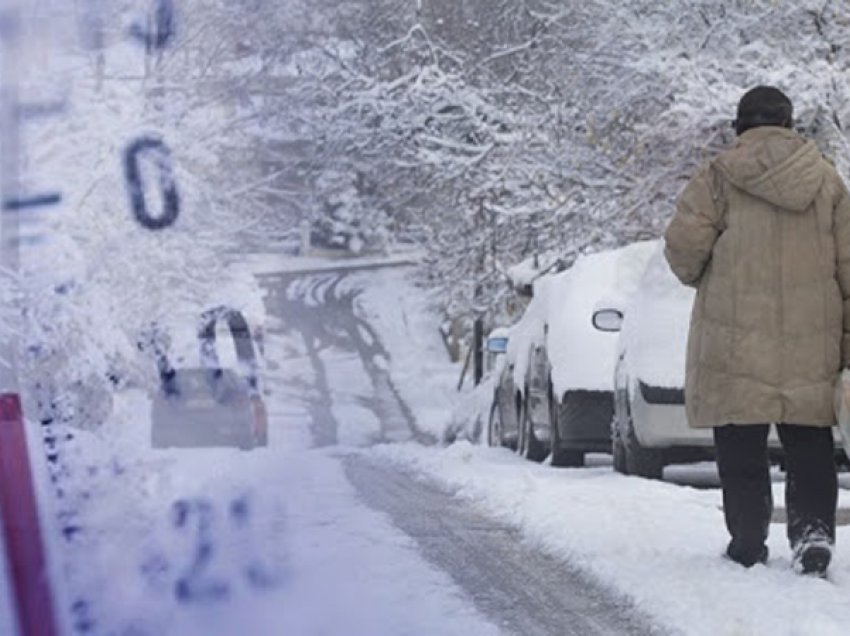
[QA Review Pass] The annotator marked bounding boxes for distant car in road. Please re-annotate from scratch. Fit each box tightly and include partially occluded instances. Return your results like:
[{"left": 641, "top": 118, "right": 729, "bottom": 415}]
[
  {"left": 487, "top": 241, "right": 656, "bottom": 466},
  {"left": 152, "top": 298, "right": 268, "bottom": 450}
]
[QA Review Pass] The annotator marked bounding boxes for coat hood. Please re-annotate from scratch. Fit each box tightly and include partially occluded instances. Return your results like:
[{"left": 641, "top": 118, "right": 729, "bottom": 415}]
[{"left": 715, "top": 126, "right": 825, "bottom": 211}]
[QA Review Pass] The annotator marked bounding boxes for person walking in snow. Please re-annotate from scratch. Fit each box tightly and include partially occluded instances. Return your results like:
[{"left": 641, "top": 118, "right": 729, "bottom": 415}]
[{"left": 664, "top": 86, "right": 849, "bottom": 576}]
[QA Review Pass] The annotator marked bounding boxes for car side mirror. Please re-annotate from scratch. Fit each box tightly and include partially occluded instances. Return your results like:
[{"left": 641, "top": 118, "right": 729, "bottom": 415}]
[
  {"left": 485, "top": 336, "right": 509, "bottom": 354},
  {"left": 592, "top": 309, "right": 623, "bottom": 332}
]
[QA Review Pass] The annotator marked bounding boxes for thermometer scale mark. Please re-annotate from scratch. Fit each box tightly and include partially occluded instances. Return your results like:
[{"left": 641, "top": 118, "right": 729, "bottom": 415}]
[
  {"left": 15, "top": 100, "right": 67, "bottom": 121},
  {"left": 13, "top": 94, "right": 69, "bottom": 143},
  {"left": 3, "top": 192, "right": 61, "bottom": 211},
  {"left": 123, "top": 136, "right": 180, "bottom": 230}
]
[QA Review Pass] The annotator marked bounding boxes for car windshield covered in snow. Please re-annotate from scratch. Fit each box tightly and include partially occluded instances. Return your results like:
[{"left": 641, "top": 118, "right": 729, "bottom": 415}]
[{"left": 4, "top": 2, "right": 850, "bottom": 636}]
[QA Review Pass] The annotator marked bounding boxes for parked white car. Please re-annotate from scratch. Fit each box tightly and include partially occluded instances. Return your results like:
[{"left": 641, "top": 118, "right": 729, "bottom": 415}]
[{"left": 591, "top": 244, "right": 840, "bottom": 479}]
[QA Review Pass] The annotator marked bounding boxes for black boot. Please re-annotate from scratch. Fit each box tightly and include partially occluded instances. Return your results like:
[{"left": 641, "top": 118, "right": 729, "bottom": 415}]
[
  {"left": 777, "top": 424, "right": 837, "bottom": 577},
  {"left": 726, "top": 542, "right": 768, "bottom": 568},
  {"left": 792, "top": 537, "right": 831, "bottom": 576}
]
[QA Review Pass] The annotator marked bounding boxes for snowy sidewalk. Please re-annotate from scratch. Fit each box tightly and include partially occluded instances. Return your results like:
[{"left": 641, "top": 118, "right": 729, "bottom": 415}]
[{"left": 371, "top": 442, "right": 850, "bottom": 636}]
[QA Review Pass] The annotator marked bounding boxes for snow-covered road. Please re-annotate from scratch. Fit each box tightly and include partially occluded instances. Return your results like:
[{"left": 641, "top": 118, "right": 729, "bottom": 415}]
[
  {"left": 344, "top": 456, "right": 655, "bottom": 636},
  {"left": 31, "top": 262, "right": 653, "bottom": 636},
  {"left": 261, "top": 269, "right": 432, "bottom": 447},
  {"left": 34, "top": 265, "right": 496, "bottom": 635},
  {"left": 261, "top": 266, "right": 655, "bottom": 635},
  {"left": 28, "top": 261, "right": 850, "bottom": 636}
]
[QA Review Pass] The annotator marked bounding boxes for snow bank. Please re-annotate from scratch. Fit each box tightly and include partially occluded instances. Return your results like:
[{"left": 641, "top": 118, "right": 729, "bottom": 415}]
[
  {"left": 374, "top": 442, "right": 850, "bottom": 636},
  {"left": 504, "top": 251, "right": 563, "bottom": 289},
  {"left": 353, "top": 267, "right": 463, "bottom": 440},
  {"left": 446, "top": 373, "right": 497, "bottom": 444},
  {"left": 46, "top": 389, "right": 499, "bottom": 635}
]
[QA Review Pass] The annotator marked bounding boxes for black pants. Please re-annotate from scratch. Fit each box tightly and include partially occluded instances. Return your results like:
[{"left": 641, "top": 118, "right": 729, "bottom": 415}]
[{"left": 713, "top": 424, "right": 837, "bottom": 562}]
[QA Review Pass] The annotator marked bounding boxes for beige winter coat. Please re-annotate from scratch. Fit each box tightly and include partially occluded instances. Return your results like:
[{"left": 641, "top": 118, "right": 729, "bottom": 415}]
[{"left": 664, "top": 126, "right": 850, "bottom": 428}]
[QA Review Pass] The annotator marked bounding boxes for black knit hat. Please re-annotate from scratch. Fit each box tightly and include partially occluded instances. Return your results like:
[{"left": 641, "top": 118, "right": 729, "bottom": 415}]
[{"left": 734, "top": 86, "right": 793, "bottom": 136}]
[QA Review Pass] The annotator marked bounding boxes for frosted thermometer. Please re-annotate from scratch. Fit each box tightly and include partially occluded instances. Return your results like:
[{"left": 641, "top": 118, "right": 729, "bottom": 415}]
[{"left": 0, "top": 2, "right": 179, "bottom": 635}]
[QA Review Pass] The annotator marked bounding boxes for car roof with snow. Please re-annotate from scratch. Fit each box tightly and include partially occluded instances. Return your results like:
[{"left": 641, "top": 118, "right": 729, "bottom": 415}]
[{"left": 505, "top": 240, "right": 657, "bottom": 395}]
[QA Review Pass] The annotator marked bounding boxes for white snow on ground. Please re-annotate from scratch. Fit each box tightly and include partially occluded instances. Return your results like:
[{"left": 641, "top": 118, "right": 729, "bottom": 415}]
[
  {"left": 447, "top": 373, "right": 498, "bottom": 443},
  {"left": 352, "top": 266, "right": 465, "bottom": 439},
  {"left": 51, "top": 400, "right": 500, "bottom": 635},
  {"left": 32, "top": 261, "right": 498, "bottom": 636},
  {"left": 238, "top": 250, "right": 423, "bottom": 276},
  {"left": 326, "top": 349, "right": 385, "bottom": 446},
  {"left": 371, "top": 442, "right": 850, "bottom": 636}
]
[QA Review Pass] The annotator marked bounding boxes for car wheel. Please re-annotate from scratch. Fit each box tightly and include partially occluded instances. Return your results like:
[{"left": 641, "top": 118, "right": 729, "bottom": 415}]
[
  {"left": 487, "top": 401, "right": 505, "bottom": 447},
  {"left": 513, "top": 395, "right": 525, "bottom": 454},
  {"left": 619, "top": 390, "right": 664, "bottom": 479},
  {"left": 548, "top": 383, "right": 584, "bottom": 467},
  {"left": 518, "top": 394, "right": 547, "bottom": 462}
]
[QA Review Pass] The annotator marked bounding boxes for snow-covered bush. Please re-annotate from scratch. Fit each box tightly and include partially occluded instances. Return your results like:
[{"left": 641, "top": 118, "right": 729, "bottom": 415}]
[
  {"left": 14, "top": 2, "right": 267, "bottom": 428},
  {"left": 302, "top": 0, "right": 850, "bottom": 329}
]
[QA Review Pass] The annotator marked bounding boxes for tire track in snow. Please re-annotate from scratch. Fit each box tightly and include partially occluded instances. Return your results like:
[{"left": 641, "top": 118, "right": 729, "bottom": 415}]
[
  {"left": 345, "top": 455, "right": 662, "bottom": 636},
  {"left": 261, "top": 269, "right": 434, "bottom": 447}
]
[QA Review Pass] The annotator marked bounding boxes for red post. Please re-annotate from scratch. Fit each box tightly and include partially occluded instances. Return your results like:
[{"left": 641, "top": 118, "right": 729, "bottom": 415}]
[{"left": 0, "top": 393, "right": 58, "bottom": 636}]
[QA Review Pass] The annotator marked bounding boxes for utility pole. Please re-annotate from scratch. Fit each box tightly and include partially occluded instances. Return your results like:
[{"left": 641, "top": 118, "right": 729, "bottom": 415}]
[{"left": 472, "top": 196, "right": 486, "bottom": 386}]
